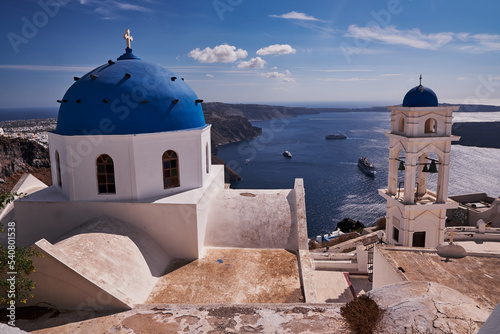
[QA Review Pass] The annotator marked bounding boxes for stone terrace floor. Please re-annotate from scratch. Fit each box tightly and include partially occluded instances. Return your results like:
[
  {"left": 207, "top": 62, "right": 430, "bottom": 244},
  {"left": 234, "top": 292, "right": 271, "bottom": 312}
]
[{"left": 147, "top": 248, "right": 303, "bottom": 304}]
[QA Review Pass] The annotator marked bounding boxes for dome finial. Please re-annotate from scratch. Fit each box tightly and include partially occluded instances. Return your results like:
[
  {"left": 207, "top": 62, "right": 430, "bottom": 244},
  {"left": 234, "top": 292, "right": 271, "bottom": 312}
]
[
  {"left": 419, "top": 74, "right": 422, "bottom": 86},
  {"left": 123, "top": 29, "right": 133, "bottom": 49}
]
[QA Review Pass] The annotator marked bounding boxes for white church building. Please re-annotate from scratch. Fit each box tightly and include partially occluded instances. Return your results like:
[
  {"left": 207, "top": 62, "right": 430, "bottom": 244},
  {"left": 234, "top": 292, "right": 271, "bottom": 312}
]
[{"left": 13, "top": 31, "right": 309, "bottom": 310}]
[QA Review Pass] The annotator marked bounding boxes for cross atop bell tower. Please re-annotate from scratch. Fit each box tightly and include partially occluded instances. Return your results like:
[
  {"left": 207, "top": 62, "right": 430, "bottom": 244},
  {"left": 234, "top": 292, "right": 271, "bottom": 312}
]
[{"left": 378, "top": 78, "right": 460, "bottom": 248}]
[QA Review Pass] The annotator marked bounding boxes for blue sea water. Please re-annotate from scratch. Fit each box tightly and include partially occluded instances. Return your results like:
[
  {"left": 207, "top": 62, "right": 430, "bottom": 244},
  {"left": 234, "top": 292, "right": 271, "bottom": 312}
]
[
  {"left": 216, "top": 111, "right": 500, "bottom": 238},
  {"left": 0, "top": 107, "right": 58, "bottom": 121}
]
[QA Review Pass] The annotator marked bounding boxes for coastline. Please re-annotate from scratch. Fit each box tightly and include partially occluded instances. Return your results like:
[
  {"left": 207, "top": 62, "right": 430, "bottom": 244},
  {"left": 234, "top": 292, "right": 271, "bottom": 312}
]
[{"left": 452, "top": 122, "right": 500, "bottom": 149}]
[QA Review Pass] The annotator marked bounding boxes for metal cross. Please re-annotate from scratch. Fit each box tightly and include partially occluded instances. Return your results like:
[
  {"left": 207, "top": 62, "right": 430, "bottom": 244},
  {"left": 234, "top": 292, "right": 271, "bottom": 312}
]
[{"left": 123, "top": 29, "right": 133, "bottom": 49}]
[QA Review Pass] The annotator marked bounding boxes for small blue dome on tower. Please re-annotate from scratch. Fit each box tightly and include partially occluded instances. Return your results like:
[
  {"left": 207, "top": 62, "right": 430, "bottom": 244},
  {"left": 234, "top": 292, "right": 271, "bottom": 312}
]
[
  {"left": 56, "top": 31, "right": 205, "bottom": 136},
  {"left": 402, "top": 75, "right": 438, "bottom": 107}
]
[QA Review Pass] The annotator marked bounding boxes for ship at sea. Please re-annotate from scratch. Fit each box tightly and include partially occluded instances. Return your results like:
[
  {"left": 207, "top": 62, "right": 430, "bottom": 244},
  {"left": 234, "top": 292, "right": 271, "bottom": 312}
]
[
  {"left": 325, "top": 133, "right": 347, "bottom": 139},
  {"left": 357, "top": 157, "right": 376, "bottom": 177}
]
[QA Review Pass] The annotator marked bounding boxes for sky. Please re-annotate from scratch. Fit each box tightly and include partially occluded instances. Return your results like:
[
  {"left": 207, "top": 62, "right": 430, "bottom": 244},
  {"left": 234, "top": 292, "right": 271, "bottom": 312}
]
[{"left": 1, "top": 0, "right": 499, "bottom": 109}]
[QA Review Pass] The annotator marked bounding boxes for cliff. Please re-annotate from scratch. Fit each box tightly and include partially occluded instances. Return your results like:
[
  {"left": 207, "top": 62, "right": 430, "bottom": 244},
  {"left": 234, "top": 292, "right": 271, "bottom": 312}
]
[
  {"left": 0, "top": 137, "right": 52, "bottom": 192},
  {"left": 204, "top": 113, "right": 262, "bottom": 148},
  {"left": 452, "top": 122, "right": 500, "bottom": 149},
  {"left": 203, "top": 102, "right": 321, "bottom": 121}
]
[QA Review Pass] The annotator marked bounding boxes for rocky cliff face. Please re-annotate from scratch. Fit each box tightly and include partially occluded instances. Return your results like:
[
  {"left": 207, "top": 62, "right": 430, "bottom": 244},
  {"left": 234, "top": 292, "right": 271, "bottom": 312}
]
[
  {"left": 0, "top": 137, "right": 52, "bottom": 191},
  {"left": 204, "top": 113, "right": 262, "bottom": 148},
  {"left": 203, "top": 102, "right": 321, "bottom": 121},
  {"left": 0, "top": 137, "right": 50, "bottom": 178},
  {"left": 452, "top": 122, "right": 500, "bottom": 149}
]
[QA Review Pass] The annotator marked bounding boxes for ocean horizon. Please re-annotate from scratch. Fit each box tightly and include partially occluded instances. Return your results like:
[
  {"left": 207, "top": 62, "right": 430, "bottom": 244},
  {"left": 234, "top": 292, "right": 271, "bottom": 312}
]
[{"left": 0, "top": 107, "right": 59, "bottom": 122}]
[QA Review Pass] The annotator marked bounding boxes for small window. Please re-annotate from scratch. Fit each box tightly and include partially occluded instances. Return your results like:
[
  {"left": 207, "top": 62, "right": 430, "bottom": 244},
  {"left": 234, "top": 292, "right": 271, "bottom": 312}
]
[
  {"left": 96, "top": 154, "right": 116, "bottom": 194},
  {"left": 393, "top": 227, "right": 400, "bottom": 243},
  {"left": 162, "top": 150, "right": 180, "bottom": 189},
  {"left": 206, "top": 143, "right": 210, "bottom": 174},
  {"left": 413, "top": 231, "right": 426, "bottom": 247},
  {"left": 398, "top": 117, "right": 405, "bottom": 133},
  {"left": 55, "top": 150, "right": 62, "bottom": 187},
  {"left": 424, "top": 118, "right": 437, "bottom": 133}
]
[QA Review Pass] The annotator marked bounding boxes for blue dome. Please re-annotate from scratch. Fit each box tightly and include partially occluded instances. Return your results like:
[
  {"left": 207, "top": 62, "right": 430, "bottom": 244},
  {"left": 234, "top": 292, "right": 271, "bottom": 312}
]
[
  {"left": 402, "top": 85, "right": 438, "bottom": 107},
  {"left": 55, "top": 48, "right": 205, "bottom": 136}
]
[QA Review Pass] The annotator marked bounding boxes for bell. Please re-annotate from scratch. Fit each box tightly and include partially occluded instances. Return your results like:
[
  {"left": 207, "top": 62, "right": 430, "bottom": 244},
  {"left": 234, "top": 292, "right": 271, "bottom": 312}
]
[
  {"left": 422, "top": 163, "right": 429, "bottom": 173},
  {"left": 398, "top": 161, "right": 405, "bottom": 171},
  {"left": 428, "top": 160, "right": 438, "bottom": 173}
]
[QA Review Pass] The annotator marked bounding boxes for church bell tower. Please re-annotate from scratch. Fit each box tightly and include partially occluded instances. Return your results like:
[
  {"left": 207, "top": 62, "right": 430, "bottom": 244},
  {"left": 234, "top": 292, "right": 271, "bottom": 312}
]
[{"left": 378, "top": 77, "right": 460, "bottom": 248}]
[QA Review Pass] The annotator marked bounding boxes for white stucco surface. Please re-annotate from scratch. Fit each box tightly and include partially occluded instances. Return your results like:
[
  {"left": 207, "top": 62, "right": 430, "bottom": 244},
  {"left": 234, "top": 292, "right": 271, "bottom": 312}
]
[
  {"left": 29, "top": 216, "right": 170, "bottom": 309},
  {"left": 204, "top": 189, "right": 294, "bottom": 249},
  {"left": 48, "top": 125, "right": 212, "bottom": 202},
  {"left": 372, "top": 245, "right": 403, "bottom": 289},
  {"left": 14, "top": 165, "right": 225, "bottom": 259}
]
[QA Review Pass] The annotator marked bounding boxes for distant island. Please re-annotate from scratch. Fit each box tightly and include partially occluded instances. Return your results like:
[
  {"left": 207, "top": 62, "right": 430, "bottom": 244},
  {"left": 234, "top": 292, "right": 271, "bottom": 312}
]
[{"left": 452, "top": 122, "right": 500, "bottom": 149}]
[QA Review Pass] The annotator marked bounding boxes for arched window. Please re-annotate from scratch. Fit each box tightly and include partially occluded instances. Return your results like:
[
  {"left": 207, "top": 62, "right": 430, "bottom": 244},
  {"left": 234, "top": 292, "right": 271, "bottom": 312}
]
[
  {"left": 206, "top": 143, "right": 210, "bottom": 174},
  {"left": 96, "top": 154, "right": 116, "bottom": 194},
  {"left": 398, "top": 117, "right": 405, "bottom": 133},
  {"left": 162, "top": 150, "right": 180, "bottom": 189},
  {"left": 424, "top": 118, "right": 437, "bottom": 133},
  {"left": 55, "top": 150, "right": 62, "bottom": 187}
]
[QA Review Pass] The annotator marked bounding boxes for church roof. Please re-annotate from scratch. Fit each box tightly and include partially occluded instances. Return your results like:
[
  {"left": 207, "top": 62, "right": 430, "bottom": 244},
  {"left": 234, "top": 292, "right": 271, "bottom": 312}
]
[
  {"left": 402, "top": 84, "right": 438, "bottom": 107},
  {"left": 55, "top": 47, "right": 205, "bottom": 136}
]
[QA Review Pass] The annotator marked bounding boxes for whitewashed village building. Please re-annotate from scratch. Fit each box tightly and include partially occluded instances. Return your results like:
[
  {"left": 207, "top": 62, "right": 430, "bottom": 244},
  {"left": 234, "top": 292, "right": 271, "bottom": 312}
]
[{"left": 12, "top": 32, "right": 309, "bottom": 310}]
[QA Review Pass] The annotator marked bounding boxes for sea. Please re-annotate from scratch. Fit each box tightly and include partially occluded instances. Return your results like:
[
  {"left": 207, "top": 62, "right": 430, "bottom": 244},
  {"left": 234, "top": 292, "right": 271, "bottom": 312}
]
[
  {"left": 0, "top": 107, "right": 58, "bottom": 121},
  {"left": 1, "top": 106, "right": 499, "bottom": 238},
  {"left": 216, "top": 110, "right": 500, "bottom": 238}
]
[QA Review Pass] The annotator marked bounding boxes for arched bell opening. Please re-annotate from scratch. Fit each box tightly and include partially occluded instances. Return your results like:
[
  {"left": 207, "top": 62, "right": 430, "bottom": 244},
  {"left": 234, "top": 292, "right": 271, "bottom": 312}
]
[
  {"left": 424, "top": 118, "right": 437, "bottom": 134},
  {"left": 398, "top": 117, "right": 405, "bottom": 134},
  {"left": 415, "top": 151, "right": 441, "bottom": 203},
  {"left": 392, "top": 149, "right": 407, "bottom": 199}
]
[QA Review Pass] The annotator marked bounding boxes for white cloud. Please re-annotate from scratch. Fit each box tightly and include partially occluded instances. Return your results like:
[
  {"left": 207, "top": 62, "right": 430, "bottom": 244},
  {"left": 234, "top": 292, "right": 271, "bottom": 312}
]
[
  {"left": 270, "top": 11, "right": 320, "bottom": 21},
  {"left": 188, "top": 44, "right": 248, "bottom": 63},
  {"left": 262, "top": 70, "right": 295, "bottom": 82},
  {"left": 206, "top": 74, "right": 214, "bottom": 78},
  {"left": 114, "top": 3, "right": 153, "bottom": 12},
  {"left": 345, "top": 25, "right": 454, "bottom": 50},
  {"left": 82, "top": 1, "right": 153, "bottom": 19},
  {"left": 458, "top": 33, "right": 500, "bottom": 53},
  {"left": 470, "top": 33, "right": 500, "bottom": 51},
  {"left": 256, "top": 44, "right": 296, "bottom": 56},
  {"left": 237, "top": 57, "right": 267, "bottom": 69}
]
